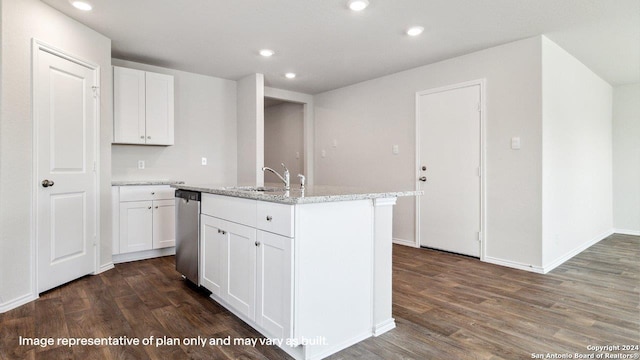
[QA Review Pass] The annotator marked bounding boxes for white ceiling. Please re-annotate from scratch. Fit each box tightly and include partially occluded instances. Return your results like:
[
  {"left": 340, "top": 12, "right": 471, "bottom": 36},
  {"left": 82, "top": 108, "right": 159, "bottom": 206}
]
[{"left": 42, "top": 0, "right": 639, "bottom": 94}]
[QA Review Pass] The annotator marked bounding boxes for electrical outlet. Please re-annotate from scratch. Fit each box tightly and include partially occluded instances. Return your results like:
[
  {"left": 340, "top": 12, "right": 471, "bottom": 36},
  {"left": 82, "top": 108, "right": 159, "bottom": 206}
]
[
  {"left": 201, "top": 157, "right": 207, "bottom": 165},
  {"left": 321, "top": 149, "right": 326, "bottom": 158},
  {"left": 138, "top": 160, "right": 145, "bottom": 169},
  {"left": 392, "top": 145, "right": 399, "bottom": 155}
]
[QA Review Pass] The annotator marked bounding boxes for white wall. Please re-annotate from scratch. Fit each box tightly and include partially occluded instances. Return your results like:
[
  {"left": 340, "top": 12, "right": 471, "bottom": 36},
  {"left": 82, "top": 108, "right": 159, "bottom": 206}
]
[
  {"left": 0, "top": 0, "right": 112, "bottom": 310},
  {"left": 541, "top": 37, "right": 613, "bottom": 270},
  {"left": 237, "top": 73, "right": 264, "bottom": 185},
  {"left": 264, "top": 102, "right": 304, "bottom": 184},
  {"left": 314, "top": 37, "right": 544, "bottom": 268},
  {"left": 111, "top": 59, "right": 237, "bottom": 186},
  {"left": 613, "top": 83, "right": 640, "bottom": 234}
]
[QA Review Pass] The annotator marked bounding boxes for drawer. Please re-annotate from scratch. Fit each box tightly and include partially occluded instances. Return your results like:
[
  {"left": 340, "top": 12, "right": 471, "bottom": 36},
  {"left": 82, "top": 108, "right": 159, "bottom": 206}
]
[
  {"left": 119, "top": 185, "right": 175, "bottom": 202},
  {"left": 256, "top": 201, "right": 294, "bottom": 237},
  {"left": 201, "top": 193, "right": 257, "bottom": 227}
]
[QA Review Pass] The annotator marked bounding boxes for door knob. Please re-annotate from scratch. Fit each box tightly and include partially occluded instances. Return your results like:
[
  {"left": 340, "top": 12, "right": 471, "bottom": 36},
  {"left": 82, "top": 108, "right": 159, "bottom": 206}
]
[
  {"left": 41, "top": 179, "right": 55, "bottom": 188},
  {"left": 419, "top": 176, "right": 427, "bottom": 182}
]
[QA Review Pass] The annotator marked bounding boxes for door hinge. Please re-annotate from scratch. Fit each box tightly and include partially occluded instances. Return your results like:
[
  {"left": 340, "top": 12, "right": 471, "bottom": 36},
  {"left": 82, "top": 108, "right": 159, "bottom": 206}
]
[
  {"left": 477, "top": 232, "right": 483, "bottom": 242},
  {"left": 477, "top": 167, "right": 481, "bottom": 177},
  {"left": 91, "top": 86, "right": 100, "bottom": 98}
]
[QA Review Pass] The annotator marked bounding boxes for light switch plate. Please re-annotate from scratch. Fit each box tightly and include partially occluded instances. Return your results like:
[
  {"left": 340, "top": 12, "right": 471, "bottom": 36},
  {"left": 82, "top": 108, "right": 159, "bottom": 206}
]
[{"left": 138, "top": 160, "right": 145, "bottom": 169}]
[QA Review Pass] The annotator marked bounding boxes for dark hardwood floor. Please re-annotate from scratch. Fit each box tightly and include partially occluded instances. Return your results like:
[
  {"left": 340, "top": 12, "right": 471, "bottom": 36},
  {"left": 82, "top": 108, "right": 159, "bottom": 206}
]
[{"left": 1, "top": 233, "right": 638, "bottom": 359}]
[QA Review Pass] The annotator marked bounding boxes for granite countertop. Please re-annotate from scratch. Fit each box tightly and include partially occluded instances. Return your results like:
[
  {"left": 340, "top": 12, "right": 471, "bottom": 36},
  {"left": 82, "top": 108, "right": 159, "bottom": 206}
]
[
  {"left": 112, "top": 180, "right": 184, "bottom": 186},
  {"left": 172, "top": 183, "right": 421, "bottom": 204}
]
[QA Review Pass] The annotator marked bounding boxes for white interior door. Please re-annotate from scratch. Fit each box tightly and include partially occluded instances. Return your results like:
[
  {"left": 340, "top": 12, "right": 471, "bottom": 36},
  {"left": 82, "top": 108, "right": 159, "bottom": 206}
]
[
  {"left": 35, "top": 47, "right": 98, "bottom": 293},
  {"left": 417, "top": 83, "right": 482, "bottom": 257}
]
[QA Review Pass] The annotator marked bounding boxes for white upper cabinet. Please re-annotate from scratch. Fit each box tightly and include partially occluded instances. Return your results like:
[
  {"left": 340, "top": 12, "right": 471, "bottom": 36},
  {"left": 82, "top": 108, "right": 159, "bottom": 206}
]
[{"left": 113, "top": 66, "right": 174, "bottom": 145}]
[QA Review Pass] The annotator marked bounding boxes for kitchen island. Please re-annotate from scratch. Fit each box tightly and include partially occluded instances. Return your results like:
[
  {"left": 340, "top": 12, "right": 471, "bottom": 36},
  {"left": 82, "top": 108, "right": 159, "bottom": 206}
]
[{"left": 172, "top": 183, "right": 419, "bottom": 360}]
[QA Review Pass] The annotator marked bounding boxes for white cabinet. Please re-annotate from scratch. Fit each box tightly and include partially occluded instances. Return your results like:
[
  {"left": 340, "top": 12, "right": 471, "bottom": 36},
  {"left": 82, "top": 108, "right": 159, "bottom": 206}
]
[
  {"left": 119, "top": 200, "right": 153, "bottom": 253},
  {"left": 113, "top": 185, "right": 176, "bottom": 256},
  {"left": 152, "top": 199, "right": 176, "bottom": 249},
  {"left": 113, "top": 66, "right": 174, "bottom": 145},
  {"left": 200, "top": 194, "right": 293, "bottom": 339},
  {"left": 201, "top": 215, "right": 225, "bottom": 296},
  {"left": 256, "top": 230, "right": 293, "bottom": 340}
]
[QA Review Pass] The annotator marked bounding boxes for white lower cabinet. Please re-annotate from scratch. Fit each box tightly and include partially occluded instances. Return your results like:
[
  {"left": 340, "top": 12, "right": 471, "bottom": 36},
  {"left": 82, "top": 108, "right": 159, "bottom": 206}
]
[
  {"left": 119, "top": 200, "right": 154, "bottom": 253},
  {"left": 256, "top": 230, "right": 293, "bottom": 340},
  {"left": 113, "top": 185, "right": 176, "bottom": 259},
  {"left": 200, "top": 193, "right": 386, "bottom": 360},
  {"left": 152, "top": 199, "right": 176, "bottom": 249},
  {"left": 200, "top": 194, "right": 293, "bottom": 340},
  {"left": 201, "top": 215, "right": 225, "bottom": 297}
]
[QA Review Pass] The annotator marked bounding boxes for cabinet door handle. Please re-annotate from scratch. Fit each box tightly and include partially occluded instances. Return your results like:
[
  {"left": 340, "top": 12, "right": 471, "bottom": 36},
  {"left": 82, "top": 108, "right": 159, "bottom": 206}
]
[
  {"left": 218, "top": 229, "right": 226, "bottom": 235},
  {"left": 266, "top": 215, "right": 273, "bottom": 222},
  {"left": 255, "top": 241, "right": 260, "bottom": 247},
  {"left": 148, "top": 206, "right": 152, "bottom": 209},
  {"left": 151, "top": 192, "right": 155, "bottom": 195},
  {"left": 140, "top": 136, "right": 144, "bottom": 139},
  {"left": 147, "top": 136, "right": 151, "bottom": 139},
  {"left": 154, "top": 206, "right": 158, "bottom": 209}
]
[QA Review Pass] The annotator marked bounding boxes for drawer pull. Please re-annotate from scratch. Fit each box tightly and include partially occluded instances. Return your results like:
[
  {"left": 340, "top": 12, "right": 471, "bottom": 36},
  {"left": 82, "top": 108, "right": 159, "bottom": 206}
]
[
  {"left": 218, "top": 229, "right": 226, "bottom": 235},
  {"left": 151, "top": 192, "right": 155, "bottom": 195},
  {"left": 155, "top": 206, "right": 158, "bottom": 209},
  {"left": 266, "top": 215, "right": 273, "bottom": 222},
  {"left": 255, "top": 241, "right": 261, "bottom": 247}
]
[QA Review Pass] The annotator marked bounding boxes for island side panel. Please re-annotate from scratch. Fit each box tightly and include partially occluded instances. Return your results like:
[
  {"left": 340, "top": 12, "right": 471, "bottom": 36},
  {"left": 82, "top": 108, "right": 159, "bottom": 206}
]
[
  {"left": 294, "top": 199, "right": 374, "bottom": 359},
  {"left": 372, "top": 197, "right": 397, "bottom": 335}
]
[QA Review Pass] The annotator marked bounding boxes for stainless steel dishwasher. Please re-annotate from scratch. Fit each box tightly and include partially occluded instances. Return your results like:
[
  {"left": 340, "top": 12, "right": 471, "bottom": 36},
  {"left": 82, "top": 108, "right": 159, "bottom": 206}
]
[{"left": 175, "top": 189, "right": 201, "bottom": 285}]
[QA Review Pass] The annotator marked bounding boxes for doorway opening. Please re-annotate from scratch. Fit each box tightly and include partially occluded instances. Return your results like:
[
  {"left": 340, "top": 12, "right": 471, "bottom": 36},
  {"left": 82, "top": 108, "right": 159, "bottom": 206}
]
[{"left": 264, "top": 98, "right": 304, "bottom": 184}]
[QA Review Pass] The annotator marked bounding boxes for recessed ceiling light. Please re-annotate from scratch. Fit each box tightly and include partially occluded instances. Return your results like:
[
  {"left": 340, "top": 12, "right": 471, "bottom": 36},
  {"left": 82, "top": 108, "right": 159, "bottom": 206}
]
[
  {"left": 406, "top": 26, "right": 424, "bottom": 37},
  {"left": 70, "top": 0, "right": 92, "bottom": 11},
  {"left": 285, "top": 73, "right": 296, "bottom": 79},
  {"left": 347, "top": 0, "right": 369, "bottom": 11},
  {"left": 259, "top": 49, "right": 275, "bottom": 57}
]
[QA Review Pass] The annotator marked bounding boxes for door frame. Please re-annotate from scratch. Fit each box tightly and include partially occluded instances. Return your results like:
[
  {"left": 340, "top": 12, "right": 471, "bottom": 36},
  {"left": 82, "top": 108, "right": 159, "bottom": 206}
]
[
  {"left": 414, "top": 79, "right": 486, "bottom": 260},
  {"left": 31, "top": 39, "right": 101, "bottom": 296},
  {"left": 264, "top": 87, "right": 314, "bottom": 186}
]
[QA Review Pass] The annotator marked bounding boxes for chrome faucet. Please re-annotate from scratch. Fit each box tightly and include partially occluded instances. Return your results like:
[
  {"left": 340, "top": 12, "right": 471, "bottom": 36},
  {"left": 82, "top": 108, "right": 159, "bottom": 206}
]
[{"left": 262, "top": 163, "right": 290, "bottom": 190}]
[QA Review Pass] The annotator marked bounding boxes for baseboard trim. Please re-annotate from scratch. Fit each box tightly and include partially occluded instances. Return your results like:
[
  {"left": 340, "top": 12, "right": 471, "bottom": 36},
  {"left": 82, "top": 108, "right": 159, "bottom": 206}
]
[
  {"left": 0, "top": 292, "right": 38, "bottom": 314},
  {"left": 393, "top": 238, "right": 418, "bottom": 248},
  {"left": 614, "top": 229, "right": 640, "bottom": 236},
  {"left": 96, "top": 262, "right": 115, "bottom": 274},
  {"left": 373, "top": 318, "right": 396, "bottom": 336},
  {"left": 112, "top": 247, "right": 175, "bottom": 264},
  {"left": 542, "top": 229, "right": 614, "bottom": 273},
  {"left": 483, "top": 256, "right": 545, "bottom": 274}
]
